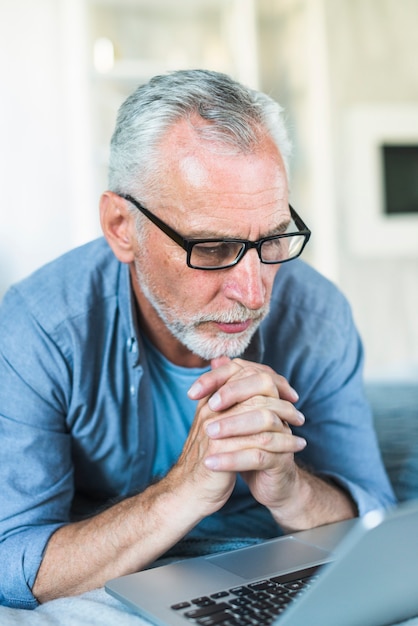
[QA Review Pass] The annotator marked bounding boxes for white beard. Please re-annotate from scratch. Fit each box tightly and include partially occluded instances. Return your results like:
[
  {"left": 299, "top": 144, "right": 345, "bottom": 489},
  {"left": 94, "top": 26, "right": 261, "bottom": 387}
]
[{"left": 134, "top": 259, "right": 269, "bottom": 361}]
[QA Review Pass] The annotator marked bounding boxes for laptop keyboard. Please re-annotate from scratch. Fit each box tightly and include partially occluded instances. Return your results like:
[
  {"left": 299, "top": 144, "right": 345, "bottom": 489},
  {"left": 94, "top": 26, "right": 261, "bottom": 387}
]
[{"left": 171, "top": 565, "right": 320, "bottom": 625}]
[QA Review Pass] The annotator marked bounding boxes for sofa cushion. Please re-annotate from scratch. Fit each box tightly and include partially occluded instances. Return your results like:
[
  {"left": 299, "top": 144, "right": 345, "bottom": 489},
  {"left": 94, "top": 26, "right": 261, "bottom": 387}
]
[{"left": 366, "top": 383, "right": 418, "bottom": 501}]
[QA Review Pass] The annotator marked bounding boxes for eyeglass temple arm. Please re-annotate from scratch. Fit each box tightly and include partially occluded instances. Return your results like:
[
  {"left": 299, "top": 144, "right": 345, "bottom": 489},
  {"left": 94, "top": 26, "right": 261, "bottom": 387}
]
[
  {"left": 119, "top": 194, "right": 188, "bottom": 249},
  {"left": 289, "top": 205, "right": 311, "bottom": 235}
]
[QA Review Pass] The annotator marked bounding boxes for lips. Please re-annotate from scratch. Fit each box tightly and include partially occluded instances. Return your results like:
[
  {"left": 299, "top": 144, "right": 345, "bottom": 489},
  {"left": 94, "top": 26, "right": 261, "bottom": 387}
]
[{"left": 214, "top": 320, "right": 253, "bottom": 334}]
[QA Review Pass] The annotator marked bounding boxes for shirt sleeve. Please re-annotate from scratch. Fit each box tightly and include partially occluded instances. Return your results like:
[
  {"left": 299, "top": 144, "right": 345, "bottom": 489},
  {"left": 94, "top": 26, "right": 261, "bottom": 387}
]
[
  {"left": 0, "top": 287, "right": 73, "bottom": 609},
  {"left": 288, "top": 286, "right": 397, "bottom": 514}
]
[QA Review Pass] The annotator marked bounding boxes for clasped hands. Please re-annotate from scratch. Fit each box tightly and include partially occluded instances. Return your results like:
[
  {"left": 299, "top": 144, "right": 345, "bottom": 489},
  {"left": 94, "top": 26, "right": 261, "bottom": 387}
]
[{"left": 173, "top": 356, "right": 307, "bottom": 522}]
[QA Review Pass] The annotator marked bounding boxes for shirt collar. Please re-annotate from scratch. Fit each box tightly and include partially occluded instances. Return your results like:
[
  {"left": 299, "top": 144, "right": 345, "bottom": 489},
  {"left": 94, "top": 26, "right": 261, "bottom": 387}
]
[{"left": 118, "top": 263, "right": 142, "bottom": 366}]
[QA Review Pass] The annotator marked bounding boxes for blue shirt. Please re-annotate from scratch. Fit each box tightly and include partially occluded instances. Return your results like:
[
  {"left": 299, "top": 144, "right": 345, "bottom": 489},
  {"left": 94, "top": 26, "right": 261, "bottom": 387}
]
[
  {"left": 142, "top": 333, "right": 210, "bottom": 480},
  {"left": 0, "top": 238, "right": 395, "bottom": 608}
]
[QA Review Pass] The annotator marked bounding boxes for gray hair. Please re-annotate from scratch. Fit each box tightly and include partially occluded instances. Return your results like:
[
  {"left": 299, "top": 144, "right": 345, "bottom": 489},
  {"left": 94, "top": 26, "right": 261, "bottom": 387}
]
[{"left": 108, "top": 69, "right": 292, "bottom": 202}]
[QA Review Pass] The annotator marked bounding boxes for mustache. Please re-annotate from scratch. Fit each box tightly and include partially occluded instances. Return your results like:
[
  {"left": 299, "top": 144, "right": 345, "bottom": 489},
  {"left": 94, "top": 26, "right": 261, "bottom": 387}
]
[{"left": 191, "top": 303, "right": 270, "bottom": 326}]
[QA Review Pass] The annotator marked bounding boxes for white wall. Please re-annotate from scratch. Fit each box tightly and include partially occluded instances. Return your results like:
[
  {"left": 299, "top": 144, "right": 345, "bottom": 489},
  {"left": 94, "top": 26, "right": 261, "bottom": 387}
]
[{"left": 0, "top": 0, "right": 100, "bottom": 297}]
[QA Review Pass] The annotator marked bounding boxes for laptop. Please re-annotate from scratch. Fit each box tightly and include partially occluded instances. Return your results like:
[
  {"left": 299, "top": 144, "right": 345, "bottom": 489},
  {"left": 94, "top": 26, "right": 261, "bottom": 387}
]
[{"left": 106, "top": 499, "right": 418, "bottom": 626}]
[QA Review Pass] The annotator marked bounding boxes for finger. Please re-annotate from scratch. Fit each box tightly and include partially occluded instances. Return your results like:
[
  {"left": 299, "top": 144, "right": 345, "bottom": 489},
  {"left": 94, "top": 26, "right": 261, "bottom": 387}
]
[
  {"left": 204, "top": 436, "right": 306, "bottom": 472},
  {"left": 189, "top": 360, "right": 275, "bottom": 407},
  {"left": 187, "top": 359, "right": 243, "bottom": 400},
  {"left": 274, "top": 373, "right": 299, "bottom": 403},
  {"left": 205, "top": 428, "right": 307, "bottom": 458},
  {"left": 208, "top": 370, "right": 283, "bottom": 412},
  {"left": 188, "top": 358, "right": 299, "bottom": 405},
  {"left": 233, "top": 359, "right": 299, "bottom": 403},
  {"left": 206, "top": 404, "right": 305, "bottom": 439},
  {"left": 206, "top": 369, "right": 303, "bottom": 414},
  {"left": 211, "top": 356, "right": 232, "bottom": 369}
]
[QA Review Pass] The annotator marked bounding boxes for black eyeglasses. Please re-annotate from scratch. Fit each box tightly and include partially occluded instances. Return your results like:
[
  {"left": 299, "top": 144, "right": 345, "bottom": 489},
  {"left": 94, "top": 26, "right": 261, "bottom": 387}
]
[{"left": 120, "top": 193, "right": 311, "bottom": 270}]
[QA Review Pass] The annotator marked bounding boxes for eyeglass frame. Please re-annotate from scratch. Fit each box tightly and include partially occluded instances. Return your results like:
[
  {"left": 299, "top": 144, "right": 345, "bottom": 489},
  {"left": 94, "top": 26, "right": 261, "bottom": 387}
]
[{"left": 119, "top": 193, "right": 311, "bottom": 270}]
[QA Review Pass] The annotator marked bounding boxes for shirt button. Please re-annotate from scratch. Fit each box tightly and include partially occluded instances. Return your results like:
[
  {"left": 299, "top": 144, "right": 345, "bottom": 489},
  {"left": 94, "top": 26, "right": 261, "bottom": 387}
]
[
  {"left": 130, "top": 385, "right": 135, "bottom": 396},
  {"left": 127, "top": 337, "right": 135, "bottom": 351}
]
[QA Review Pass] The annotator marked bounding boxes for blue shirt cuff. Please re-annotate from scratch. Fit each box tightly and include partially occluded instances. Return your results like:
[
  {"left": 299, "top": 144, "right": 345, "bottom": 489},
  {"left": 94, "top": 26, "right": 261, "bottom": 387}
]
[
  {"left": 322, "top": 472, "right": 396, "bottom": 517},
  {"left": 0, "top": 524, "right": 63, "bottom": 609}
]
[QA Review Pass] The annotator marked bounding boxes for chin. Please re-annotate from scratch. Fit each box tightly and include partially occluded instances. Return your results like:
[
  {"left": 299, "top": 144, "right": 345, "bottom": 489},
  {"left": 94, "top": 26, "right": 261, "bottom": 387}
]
[{"left": 186, "top": 329, "right": 255, "bottom": 362}]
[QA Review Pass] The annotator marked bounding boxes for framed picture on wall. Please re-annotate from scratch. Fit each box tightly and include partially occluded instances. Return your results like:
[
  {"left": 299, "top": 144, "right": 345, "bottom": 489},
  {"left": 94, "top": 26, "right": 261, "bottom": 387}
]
[{"left": 344, "top": 105, "right": 418, "bottom": 257}]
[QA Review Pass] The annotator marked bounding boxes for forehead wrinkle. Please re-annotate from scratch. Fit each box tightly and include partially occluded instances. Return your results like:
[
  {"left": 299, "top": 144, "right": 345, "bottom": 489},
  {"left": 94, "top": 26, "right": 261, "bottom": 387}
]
[
  {"left": 152, "top": 122, "right": 289, "bottom": 239},
  {"left": 153, "top": 184, "right": 288, "bottom": 238},
  {"left": 180, "top": 205, "right": 291, "bottom": 240}
]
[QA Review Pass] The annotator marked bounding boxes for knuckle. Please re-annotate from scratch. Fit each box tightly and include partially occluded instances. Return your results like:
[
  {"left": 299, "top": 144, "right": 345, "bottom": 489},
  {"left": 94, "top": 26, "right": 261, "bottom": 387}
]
[
  {"left": 253, "top": 408, "right": 280, "bottom": 430},
  {"left": 259, "top": 371, "right": 278, "bottom": 395},
  {"left": 263, "top": 409, "right": 278, "bottom": 429},
  {"left": 255, "top": 430, "right": 274, "bottom": 448},
  {"left": 254, "top": 447, "right": 268, "bottom": 466}
]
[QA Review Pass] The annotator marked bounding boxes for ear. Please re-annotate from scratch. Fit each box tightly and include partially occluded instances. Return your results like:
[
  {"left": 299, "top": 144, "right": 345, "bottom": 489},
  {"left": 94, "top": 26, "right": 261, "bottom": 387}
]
[{"left": 100, "top": 191, "right": 135, "bottom": 263}]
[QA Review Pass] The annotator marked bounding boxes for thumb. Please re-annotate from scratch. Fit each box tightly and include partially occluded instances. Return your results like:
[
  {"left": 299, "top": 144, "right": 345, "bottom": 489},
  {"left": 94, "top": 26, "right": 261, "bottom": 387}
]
[{"left": 210, "top": 356, "right": 231, "bottom": 370}]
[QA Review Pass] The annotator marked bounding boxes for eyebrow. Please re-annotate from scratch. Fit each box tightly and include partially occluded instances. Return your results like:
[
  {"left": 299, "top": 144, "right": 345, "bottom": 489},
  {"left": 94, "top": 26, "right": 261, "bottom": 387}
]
[
  {"left": 188, "top": 217, "right": 292, "bottom": 241},
  {"left": 268, "top": 219, "right": 292, "bottom": 237}
]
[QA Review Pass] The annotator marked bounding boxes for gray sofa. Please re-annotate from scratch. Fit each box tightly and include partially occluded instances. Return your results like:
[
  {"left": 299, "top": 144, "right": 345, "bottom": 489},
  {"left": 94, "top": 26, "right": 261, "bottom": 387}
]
[{"left": 367, "top": 382, "right": 418, "bottom": 502}]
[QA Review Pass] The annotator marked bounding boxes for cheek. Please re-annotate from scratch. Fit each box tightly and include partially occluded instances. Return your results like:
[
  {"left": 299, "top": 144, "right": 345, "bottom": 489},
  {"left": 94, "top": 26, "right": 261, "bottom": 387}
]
[
  {"left": 170, "top": 266, "right": 228, "bottom": 313},
  {"left": 260, "top": 264, "right": 280, "bottom": 302},
  {"left": 181, "top": 268, "right": 222, "bottom": 301},
  {"left": 267, "top": 264, "right": 280, "bottom": 287}
]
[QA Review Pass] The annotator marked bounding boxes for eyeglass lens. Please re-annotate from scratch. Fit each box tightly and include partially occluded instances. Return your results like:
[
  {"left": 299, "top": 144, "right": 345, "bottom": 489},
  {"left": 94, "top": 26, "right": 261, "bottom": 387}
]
[
  {"left": 189, "top": 212, "right": 308, "bottom": 270},
  {"left": 190, "top": 235, "right": 305, "bottom": 268}
]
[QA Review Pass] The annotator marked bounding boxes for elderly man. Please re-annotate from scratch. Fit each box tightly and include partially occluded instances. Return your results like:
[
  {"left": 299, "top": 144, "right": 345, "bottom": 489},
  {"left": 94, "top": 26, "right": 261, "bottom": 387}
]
[{"left": 0, "top": 69, "right": 394, "bottom": 609}]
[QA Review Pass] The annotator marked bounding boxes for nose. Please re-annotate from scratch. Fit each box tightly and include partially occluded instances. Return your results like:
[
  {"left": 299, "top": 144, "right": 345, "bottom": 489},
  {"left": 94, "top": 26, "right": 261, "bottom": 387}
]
[{"left": 223, "top": 248, "right": 267, "bottom": 310}]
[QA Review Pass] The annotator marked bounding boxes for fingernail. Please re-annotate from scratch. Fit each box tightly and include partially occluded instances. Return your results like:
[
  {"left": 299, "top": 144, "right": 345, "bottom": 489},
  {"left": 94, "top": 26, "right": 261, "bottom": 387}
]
[
  {"left": 290, "top": 387, "right": 299, "bottom": 401},
  {"left": 296, "top": 410, "right": 305, "bottom": 424},
  {"left": 188, "top": 381, "right": 203, "bottom": 399},
  {"left": 208, "top": 392, "right": 221, "bottom": 411},
  {"left": 206, "top": 422, "right": 220, "bottom": 437},
  {"left": 295, "top": 437, "right": 307, "bottom": 450}
]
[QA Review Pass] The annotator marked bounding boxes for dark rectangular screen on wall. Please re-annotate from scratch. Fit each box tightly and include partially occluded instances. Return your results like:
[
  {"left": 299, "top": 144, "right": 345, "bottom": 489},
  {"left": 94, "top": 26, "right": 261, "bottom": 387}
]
[{"left": 381, "top": 144, "right": 418, "bottom": 215}]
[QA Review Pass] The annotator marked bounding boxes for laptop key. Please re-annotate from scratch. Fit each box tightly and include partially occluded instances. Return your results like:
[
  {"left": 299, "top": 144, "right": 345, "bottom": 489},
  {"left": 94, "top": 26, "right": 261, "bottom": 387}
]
[
  {"left": 196, "top": 610, "right": 234, "bottom": 625},
  {"left": 231, "top": 606, "right": 257, "bottom": 617},
  {"left": 229, "top": 597, "right": 251, "bottom": 607},
  {"left": 230, "top": 618, "right": 258, "bottom": 626},
  {"left": 171, "top": 601, "right": 191, "bottom": 610},
  {"left": 229, "top": 585, "right": 252, "bottom": 596},
  {"left": 282, "top": 580, "right": 307, "bottom": 591},
  {"left": 210, "top": 591, "right": 230, "bottom": 599},
  {"left": 191, "top": 596, "right": 216, "bottom": 607},
  {"left": 184, "top": 602, "right": 230, "bottom": 619},
  {"left": 248, "top": 580, "right": 276, "bottom": 592},
  {"left": 269, "top": 594, "right": 292, "bottom": 607},
  {"left": 247, "top": 591, "right": 270, "bottom": 601},
  {"left": 251, "top": 600, "right": 275, "bottom": 611},
  {"left": 268, "top": 585, "right": 292, "bottom": 597}
]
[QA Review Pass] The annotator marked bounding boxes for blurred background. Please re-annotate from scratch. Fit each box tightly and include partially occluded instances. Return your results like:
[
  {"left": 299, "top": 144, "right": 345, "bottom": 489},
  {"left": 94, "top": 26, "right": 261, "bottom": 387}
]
[{"left": 0, "top": 0, "right": 417, "bottom": 382}]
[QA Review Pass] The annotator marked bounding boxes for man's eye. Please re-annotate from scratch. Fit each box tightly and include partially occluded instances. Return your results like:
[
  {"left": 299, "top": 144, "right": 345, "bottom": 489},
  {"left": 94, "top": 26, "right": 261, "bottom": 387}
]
[
  {"left": 262, "top": 238, "right": 283, "bottom": 250},
  {"left": 194, "top": 242, "right": 228, "bottom": 256},
  {"left": 191, "top": 242, "right": 242, "bottom": 266}
]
